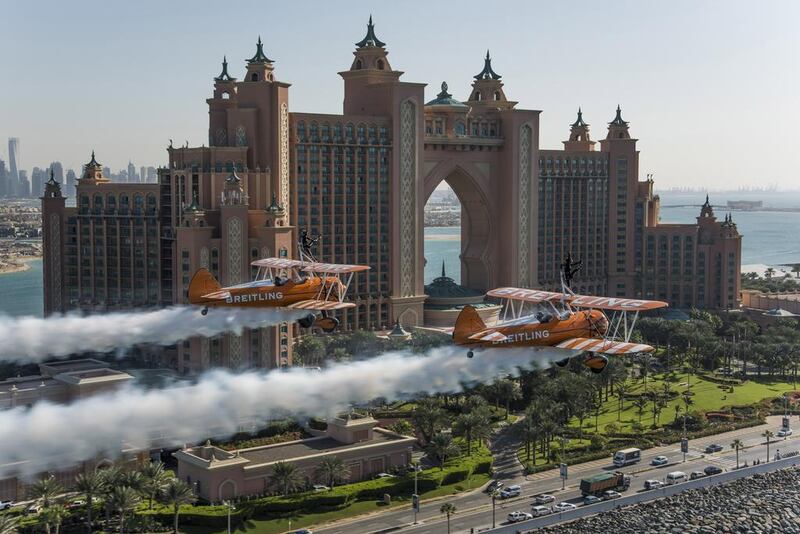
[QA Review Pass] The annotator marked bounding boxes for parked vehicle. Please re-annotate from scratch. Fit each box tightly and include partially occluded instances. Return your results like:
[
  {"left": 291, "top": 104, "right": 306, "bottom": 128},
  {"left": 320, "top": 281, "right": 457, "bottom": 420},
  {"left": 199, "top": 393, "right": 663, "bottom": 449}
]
[
  {"left": 507, "top": 511, "right": 533, "bottom": 523},
  {"left": 500, "top": 485, "right": 522, "bottom": 499},
  {"left": 580, "top": 471, "right": 630, "bottom": 496},
  {"left": 312, "top": 485, "right": 329, "bottom": 492},
  {"left": 602, "top": 490, "right": 622, "bottom": 500},
  {"left": 613, "top": 447, "right": 642, "bottom": 467},
  {"left": 666, "top": 471, "right": 688, "bottom": 485},
  {"left": 704, "top": 465, "right": 723, "bottom": 476},
  {"left": 778, "top": 428, "right": 793, "bottom": 437},
  {"left": 644, "top": 479, "right": 663, "bottom": 490},
  {"left": 0, "top": 500, "right": 13, "bottom": 511},
  {"left": 583, "top": 495, "right": 602, "bottom": 505},
  {"left": 530, "top": 505, "right": 553, "bottom": 517},
  {"left": 651, "top": 455, "right": 669, "bottom": 466},
  {"left": 705, "top": 443, "right": 723, "bottom": 453},
  {"left": 690, "top": 471, "right": 705, "bottom": 480},
  {"left": 533, "top": 494, "right": 556, "bottom": 505},
  {"left": 553, "top": 502, "right": 577, "bottom": 512}
]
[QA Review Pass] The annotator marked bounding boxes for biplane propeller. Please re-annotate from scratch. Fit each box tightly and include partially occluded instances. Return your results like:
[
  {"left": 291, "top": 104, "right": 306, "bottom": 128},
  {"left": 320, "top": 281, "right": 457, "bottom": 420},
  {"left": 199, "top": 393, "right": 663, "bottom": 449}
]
[
  {"left": 452, "top": 285, "right": 667, "bottom": 373},
  {"left": 188, "top": 257, "right": 369, "bottom": 333}
]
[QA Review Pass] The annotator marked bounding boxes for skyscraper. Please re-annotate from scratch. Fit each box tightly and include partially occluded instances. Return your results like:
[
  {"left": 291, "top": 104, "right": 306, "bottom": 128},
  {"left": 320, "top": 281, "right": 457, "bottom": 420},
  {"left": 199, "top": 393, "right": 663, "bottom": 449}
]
[
  {"left": 51, "top": 161, "right": 64, "bottom": 185},
  {"left": 128, "top": 161, "right": 137, "bottom": 183},
  {"left": 66, "top": 169, "right": 77, "bottom": 196},
  {"left": 18, "top": 170, "right": 30, "bottom": 197},
  {"left": 7, "top": 138, "right": 20, "bottom": 196},
  {"left": 140, "top": 166, "right": 146, "bottom": 185},
  {"left": 0, "top": 159, "right": 7, "bottom": 197},
  {"left": 31, "top": 167, "right": 46, "bottom": 198}
]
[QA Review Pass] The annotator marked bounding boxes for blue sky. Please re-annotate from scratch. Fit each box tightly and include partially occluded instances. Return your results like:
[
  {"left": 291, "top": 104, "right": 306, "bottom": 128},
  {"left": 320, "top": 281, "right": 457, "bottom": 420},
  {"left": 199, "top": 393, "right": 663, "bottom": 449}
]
[{"left": 1, "top": 0, "right": 798, "bottom": 188}]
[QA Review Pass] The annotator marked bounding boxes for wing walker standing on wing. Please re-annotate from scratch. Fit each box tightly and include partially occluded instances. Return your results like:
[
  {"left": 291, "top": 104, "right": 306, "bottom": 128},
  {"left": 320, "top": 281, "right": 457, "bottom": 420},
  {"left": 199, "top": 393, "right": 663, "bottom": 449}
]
[
  {"left": 451, "top": 254, "right": 668, "bottom": 373},
  {"left": 188, "top": 230, "right": 369, "bottom": 332}
]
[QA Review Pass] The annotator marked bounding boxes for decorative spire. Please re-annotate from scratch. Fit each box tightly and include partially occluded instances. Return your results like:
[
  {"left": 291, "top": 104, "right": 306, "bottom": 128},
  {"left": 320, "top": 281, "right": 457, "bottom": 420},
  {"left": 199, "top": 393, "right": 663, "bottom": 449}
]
[
  {"left": 474, "top": 50, "right": 501, "bottom": 80},
  {"left": 610, "top": 105, "right": 628, "bottom": 126},
  {"left": 185, "top": 191, "right": 201, "bottom": 212},
  {"left": 571, "top": 107, "right": 588, "bottom": 128},
  {"left": 267, "top": 193, "right": 284, "bottom": 213},
  {"left": 441, "top": 260, "right": 447, "bottom": 278},
  {"left": 87, "top": 150, "right": 100, "bottom": 167},
  {"left": 355, "top": 15, "right": 386, "bottom": 48},
  {"left": 438, "top": 82, "right": 450, "bottom": 99},
  {"left": 425, "top": 81, "right": 468, "bottom": 108},
  {"left": 247, "top": 36, "right": 273, "bottom": 64},
  {"left": 215, "top": 56, "right": 236, "bottom": 81},
  {"left": 46, "top": 165, "right": 58, "bottom": 186}
]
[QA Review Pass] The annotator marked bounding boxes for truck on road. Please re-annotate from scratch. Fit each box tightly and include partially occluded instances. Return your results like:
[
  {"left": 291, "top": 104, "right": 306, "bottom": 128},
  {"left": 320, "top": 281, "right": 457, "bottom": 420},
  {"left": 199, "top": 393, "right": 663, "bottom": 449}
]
[
  {"left": 613, "top": 447, "right": 641, "bottom": 467},
  {"left": 580, "top": 471, "right": 631, "bottom": 496}
]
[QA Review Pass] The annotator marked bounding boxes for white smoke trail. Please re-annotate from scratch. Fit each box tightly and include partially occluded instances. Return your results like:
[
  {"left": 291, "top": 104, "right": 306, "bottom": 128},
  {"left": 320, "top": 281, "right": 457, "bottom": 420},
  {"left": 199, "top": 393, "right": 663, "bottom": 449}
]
[
  {"left": 0, "top": 346, "right": 566, "bottom": 478},
  {"left": 0, "top": 307, "right": 309, "bottom": 363}
]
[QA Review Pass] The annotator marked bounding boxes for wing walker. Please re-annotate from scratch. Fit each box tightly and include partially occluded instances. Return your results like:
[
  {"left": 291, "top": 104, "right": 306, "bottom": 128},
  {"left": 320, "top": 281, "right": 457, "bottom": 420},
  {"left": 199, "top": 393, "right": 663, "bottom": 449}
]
[{"left": 188, "top": 231, "right": 368, "bottom": 332}]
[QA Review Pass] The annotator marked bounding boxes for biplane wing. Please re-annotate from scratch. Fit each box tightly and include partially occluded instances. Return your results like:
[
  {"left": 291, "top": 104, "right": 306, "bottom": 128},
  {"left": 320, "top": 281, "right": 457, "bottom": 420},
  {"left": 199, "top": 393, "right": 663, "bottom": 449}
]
[
  {"left": 288, "top": 300, "right": 357, "bottom": 311},
  {"left": 556, "top": 337, "right": 654, "bottom": 354},
  {"left": 567, "top": 295, "right": 668, "bottom": 311},
  {"left": 486, "top": 287, "right": 568, "bottom": 304},
  {"left": 300, "top": 262, "right": 371, "bottom": 274}
]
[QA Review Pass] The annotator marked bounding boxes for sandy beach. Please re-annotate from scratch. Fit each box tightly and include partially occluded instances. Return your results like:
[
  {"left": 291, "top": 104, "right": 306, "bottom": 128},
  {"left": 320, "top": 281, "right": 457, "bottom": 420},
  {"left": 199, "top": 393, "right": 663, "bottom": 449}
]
[{"left": 0, "top": 256, "right": 41, "bottom": 275}]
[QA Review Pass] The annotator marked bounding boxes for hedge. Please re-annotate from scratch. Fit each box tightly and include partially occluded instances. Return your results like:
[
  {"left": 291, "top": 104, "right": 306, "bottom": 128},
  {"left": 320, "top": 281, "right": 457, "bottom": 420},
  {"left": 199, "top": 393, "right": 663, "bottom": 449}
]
[
  {"left": 441, "top": 469, "right": 469, "bottom": 486},
  {"left": 473, "top": 460, "right": 493, "bottom": 474}
]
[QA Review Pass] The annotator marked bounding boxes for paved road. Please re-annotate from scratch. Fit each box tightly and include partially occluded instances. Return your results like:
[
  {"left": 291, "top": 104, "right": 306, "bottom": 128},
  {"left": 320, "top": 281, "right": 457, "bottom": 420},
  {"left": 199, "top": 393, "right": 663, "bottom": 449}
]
[{"left": 315, "top": 416, "right": 798, "bottom": 534}]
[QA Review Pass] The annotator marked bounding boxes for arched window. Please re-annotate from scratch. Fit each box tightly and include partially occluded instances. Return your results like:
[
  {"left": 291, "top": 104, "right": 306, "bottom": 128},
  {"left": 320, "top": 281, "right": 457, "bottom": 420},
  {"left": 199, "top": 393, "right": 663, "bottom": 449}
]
[
  {"left": 268, "top": 73, "right": 273, "bottom": 81},
  {"left": 494, "top": 91, "right": 501, "bottom": 101},
  {"left": 454, "top": 121, "right": 466, "bottom": 136},
  {"left": 250, "top": 73, "right": 258, "bottom": 82},
  {"left": 377, "top": 59, "right": 385, "bottom": 70},
  {"left": 93, "top": 194, "right": 103, "bottom": 208},
  {"left": 120, "top": 194, "right": 129, "bottom": 209},
  {"left": 297, "top": 121, "right": 306, "bottom": 142},
  {"left": 221, "top": 92, "right": 230, "bottom": 100},
  {"left": 475, "top": 91, "right": 482, "bottom": 101},
  {"left": 355, "top": 59, "right": 362, "bottom": 70},
  {"left": 107, "top": 195, "right": 116, "bottom": 209}
]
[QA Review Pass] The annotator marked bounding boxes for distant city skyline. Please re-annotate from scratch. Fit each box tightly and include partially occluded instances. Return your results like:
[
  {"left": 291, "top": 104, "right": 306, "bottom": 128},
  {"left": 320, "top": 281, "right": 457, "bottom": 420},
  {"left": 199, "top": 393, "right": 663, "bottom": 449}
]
[{"left": 1, "top": 1, "right": 798, "bottom": 188}]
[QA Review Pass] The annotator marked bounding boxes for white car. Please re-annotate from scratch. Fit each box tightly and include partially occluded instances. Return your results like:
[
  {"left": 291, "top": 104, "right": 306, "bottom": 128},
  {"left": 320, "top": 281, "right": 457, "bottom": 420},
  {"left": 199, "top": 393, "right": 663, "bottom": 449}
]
[
  {"left": 507, "top": 511, "right": 533, "bottom": 523},
  {"left": 651, "top": 455, "right": 668, "bottom": 466},
  {"left": 530, "top": 505, "right": 553, "bottom": 517},
  {"left": 778, "top": 428, "right": 793, "bottom": 437},
  {"left": 375, "top": 472, "right": 395, "bottom": 479},
  {"left": 500, "top": 485, "right": 522, "bottom": 499},
  {"left": 0, "top": 500, "right": 13, "bottom": 510},
  {"left": 552, "top": 502, "right": 577, "bottom": 512},
  {"left": 312, "top": 484, "right": 329, "bottom": 492},
  {"left": 532, "top": 493, "right": 556, "bottom": 505},
  {"left": 603, "top": 490, "right": 622, "bottom": 500},
  {"left": 644, "top": 479, "right": 663, "bottom": 490}
]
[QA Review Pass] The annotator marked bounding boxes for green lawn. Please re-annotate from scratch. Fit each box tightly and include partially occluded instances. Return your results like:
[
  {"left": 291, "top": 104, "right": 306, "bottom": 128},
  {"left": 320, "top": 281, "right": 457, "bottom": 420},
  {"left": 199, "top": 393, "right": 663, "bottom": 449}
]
[{"left": 574, "top": 373, "right": 795, "bottom": 435}]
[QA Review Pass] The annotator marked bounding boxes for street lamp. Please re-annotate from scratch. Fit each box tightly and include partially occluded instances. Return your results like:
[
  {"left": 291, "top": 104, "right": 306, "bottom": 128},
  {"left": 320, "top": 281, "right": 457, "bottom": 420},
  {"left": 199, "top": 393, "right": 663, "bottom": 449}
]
[{"left": 224, "top": 500, "right": 235, "bottom": 534}]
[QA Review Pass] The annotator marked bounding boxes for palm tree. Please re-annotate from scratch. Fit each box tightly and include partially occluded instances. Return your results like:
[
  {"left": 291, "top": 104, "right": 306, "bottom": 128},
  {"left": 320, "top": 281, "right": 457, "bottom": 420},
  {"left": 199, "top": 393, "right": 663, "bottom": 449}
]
[
  {"left": 28, "top": 476, "right": 63, "bottom": 508},
  {"left": 99, "top": 466, "right": 124, "bottom": 528},
  {"left": 411, "top": 398, "right": 448, "bottom": 443},
  {"left": 426, "top": 432, "right": 461, "bottom": 470},
  {"left": 489, "top": 489, "right": 499, "bottom": 528},
  {"left": 109, "top": 486, "right": 140, "bottom": 534},
  {"left": 314, "top": 456, "right": 350, "bottom": 489},
  {"left": 763, "top": 430, "right": 774, "bottom": 462},
  {"left": 633, "top": 396, "right": 648, "bottom": 423},
  {"left": 39, "top": 505, "right": 66, "bottom": 534},
  {"left": 0, "top": 515, "right": 20, "bottom": 534},
  {"left": 765, "top": 267, "right": 776, "bottom": 279},
  {"left": 615, "top": 383, "right": 627, "bottom": 421},
  {"left": 493, "top": 378, "right": 522, "bottom": 419},
  {"left": 75, "top": 470, "right": 106, "bottom": 531},
  {"left": 730, "top": 439, "right": 743, "bottom": 469},
  {"left": 141, "top": 461, "right": 169, "bottom": 510},
  {"left": 160, "top": 478, "right": 196, "bottom": 534},
  {"left": 268, "top": 461, "right": 303, "bottom": 496},
  {"left": 440, "top": 503, "right": 456, "bottom": 534},
  {"left": 453, "top": 410, "right": 490, "bottom": 455}
]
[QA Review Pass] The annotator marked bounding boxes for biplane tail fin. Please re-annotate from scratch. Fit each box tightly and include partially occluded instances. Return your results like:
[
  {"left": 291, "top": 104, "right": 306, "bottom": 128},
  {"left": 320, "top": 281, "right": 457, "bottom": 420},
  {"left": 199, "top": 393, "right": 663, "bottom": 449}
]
[
  {"left": 188, "top": 268, "right": 222, "bottom": 305},
  {"left": 453, "top": 305, "right": 486, "bottom": 343}
]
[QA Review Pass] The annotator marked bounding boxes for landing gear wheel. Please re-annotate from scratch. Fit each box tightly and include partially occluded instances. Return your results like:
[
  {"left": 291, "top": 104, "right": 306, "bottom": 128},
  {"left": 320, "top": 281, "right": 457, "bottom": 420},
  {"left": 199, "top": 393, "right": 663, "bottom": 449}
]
[
  {"left": 321, "top": 317, "right": 339, "bottom": 333},
  {"left": 555, "top": 357, "right": 570, "bottom": 367},
  {"left": 201, "top": 307, "right": 208, "bottom": 316},
  {"left": 298, "top": 313, "right": 316, "bottom": 328},
  {"left": 467, "top": 350, "right": 474, "bottom": 359}
]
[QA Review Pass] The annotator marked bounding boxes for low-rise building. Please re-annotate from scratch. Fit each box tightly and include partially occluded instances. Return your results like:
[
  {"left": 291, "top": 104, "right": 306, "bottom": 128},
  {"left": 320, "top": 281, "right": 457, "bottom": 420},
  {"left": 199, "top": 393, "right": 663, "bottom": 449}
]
[{"left": 174, "top": 414, "right": 415, "bottom": 502}]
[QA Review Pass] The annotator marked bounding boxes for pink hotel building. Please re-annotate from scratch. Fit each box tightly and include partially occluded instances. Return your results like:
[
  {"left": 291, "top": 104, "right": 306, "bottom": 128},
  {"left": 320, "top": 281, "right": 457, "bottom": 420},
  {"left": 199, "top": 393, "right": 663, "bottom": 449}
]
[{"left": 42, "top": 18, "right": 742, "bottom": 371}]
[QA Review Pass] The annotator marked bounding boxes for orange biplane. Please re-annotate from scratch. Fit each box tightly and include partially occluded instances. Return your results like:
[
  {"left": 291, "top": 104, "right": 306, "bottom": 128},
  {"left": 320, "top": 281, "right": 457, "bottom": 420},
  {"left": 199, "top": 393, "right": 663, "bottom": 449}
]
[
  {"left": 188, "top": 257, "right": 369, "bottom": 332},
  {"left": 452, "top": 286, "right": 667, "bottom": 373}
]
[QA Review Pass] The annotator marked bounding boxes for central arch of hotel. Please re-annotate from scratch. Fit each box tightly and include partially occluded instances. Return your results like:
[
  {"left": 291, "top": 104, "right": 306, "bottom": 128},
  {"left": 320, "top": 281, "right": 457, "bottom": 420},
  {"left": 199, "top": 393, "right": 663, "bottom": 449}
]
[{"left": 423, "top": 159, "right": 495, "bottom": 292}]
